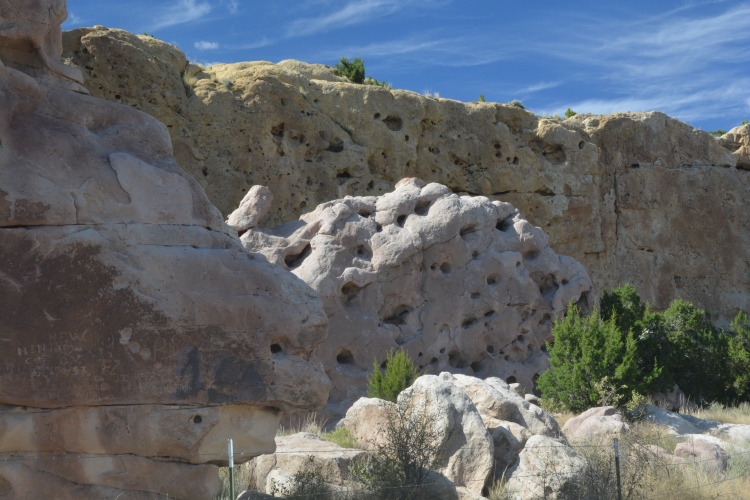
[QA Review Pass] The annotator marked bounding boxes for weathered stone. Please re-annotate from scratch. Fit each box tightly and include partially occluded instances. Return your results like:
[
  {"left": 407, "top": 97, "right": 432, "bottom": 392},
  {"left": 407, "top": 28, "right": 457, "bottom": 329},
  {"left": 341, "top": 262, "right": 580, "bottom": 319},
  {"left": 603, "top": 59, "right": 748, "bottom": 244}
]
[
  {"left": 562, "top": 406, "right": 629, "bottom": 441},
  {"left": 243, "top": 433, "right": 366, "bottom": 495},
  {"left": 399, "top": 373, "right": 495, "bottom": 495},
  {"left": 644, "top": 406, "right": 701, "bottom": 435},
  {"left": 675, "top": 438, "right": 730, "bottom": 471},
  {"left": 0, "top": 3, "right": 331, "bottom": 497},
  {"left": 0, "top": 404, "right": 279, "bottom": 464},
  {"left": 227, "top": 185, "right": 274, "bottom": 231},
  {"left": 504, "top": 435, "right": 586, "bottom": 500},
  {"left": 718, "top": 124, "right": 750, "bottom": 168},
  {"left": 338, "top": 397, "right": 396, "bottom": 450},
  {"left": 0, "top": 454, "right": 221, "bottom": 499},
  {"left": 241, "top": 179, "right": 593, "bottom": 410},
  {"left": 61, "top": 29, "right": 750, "bottom": 326}
]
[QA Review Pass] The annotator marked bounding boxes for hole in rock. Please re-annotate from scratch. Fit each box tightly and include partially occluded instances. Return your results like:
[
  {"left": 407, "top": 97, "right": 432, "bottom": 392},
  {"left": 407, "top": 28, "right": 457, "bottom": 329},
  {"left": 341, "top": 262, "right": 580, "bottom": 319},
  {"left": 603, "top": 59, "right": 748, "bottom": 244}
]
[
  {"left": 630, "top": 163, "right": 640, "bottom": 168},
  {"left": 448, "top": 351, "right": 467, "bottom": 369},
  {"left": 470, "top": 361, "right": 483, "bottom": 373},
  {"left": 271, "top": 123, "right": 285, "bottom": 138},
  {"left": 486, "top": 345, "right": 495, "bottom": 354},
  {"left": 336, "top": 171, "right": 351, "bottom": 185},
  {"left": 341, "top": 282, "right": 361, "bottom": 305},
  {"left": 327, "top": 137, "right": 344, "bottom": 153},
  {"left": 539, "top": 313, "right": 552, "bottom": 326},
  {"left": 462, "top": 317, "right": 478, "bottom": 329},
  {"left": 193, "top": 415, "right": 202, "bottom": 424},
  {"left": 506, "top": 376, "right": 517, "bottom": 384},
  {"left": 541, "top": 344, "right": 548, "bottom": 353},
  {"left": 539, "top": 275, "right": 559, "bottom": 300},
  {"left": 439, "top": 262, "right": 452, "bottom": 274},
  {"left": 405, "top": 135, "right": 410, "bottom": 141},
  {"left": 513, "top": 157, "right": 519, "bottom": 165},
  {"left": 440, "top": 348, "right": 446, "bottom": 354},
  {"left": 578, "top": 140, "right": 585, "bottom": 150},
  {"left": 355, "top": 245, "right": 370, "bottom": 258},
  {"left": 336, "top": 349, "right": 355, "bottom": 365},
  {"left": 562, "top": 279, "right": 569, "bottom": 285},
  {"left": 504, "top": 355, "right": 509, "bottom": 361},
  {"left": 496, "top": 216, "right": 514, "bottom": 232},
  {"left": 381, "top": 361, "right": 388, "bottom": 369},
  {"left": 396, "top": 215, "right": 407, "bottom": 227},
  {"left": 535, "top": 186, "right": 555, "bottom": 197},
  {"left": 383, "top": 115, "right": 403, "bottom": 131},
  {"left": 524, "top": 250, "right": 540, "bottom": 260},
  {"left": 575, "top": 291, "right": 591, "bottom": 311},
  {"left": 358, "top": 209, "right": 372, "bottom": 218},
  {"left": 115, "top": 94, "right": 121, "bottom": 99},
  {"left": 487, "top": 275, "right": 497, "bottom": 285},
  {"left": 375, "top": 223, "right": 383, "bottom": 232},
  {"left": 516, "top": 334, "right": 525, "bottom": 343},
  {"left": 414, "top": 201, "right": 430, "bottom": 216},
  {"left": 384, "top": 306, "right": 411, "bottom": 326},
  {"left": 418, "top": 352, "right": 423, "bottom": 357},
  {"left": 373, "top": 113, "right": 381, "bottom": 119},
  {"left": 459, "top": 225, "right": 477, "bottom": 240},
  {"left": 284, "top": 244, "right": 312, "bottom": 269},
  {"left": 484, "top": 310, "right": 496, "bottom": 318},
  {"left": 270, "top": 344, "right": 282, "bottom": 354},
  {"left": 472, "top": 251, "right": 480, "bottom": 260},
  {"left": 430, "top": 357, "right": 438, "bottom": 364}
]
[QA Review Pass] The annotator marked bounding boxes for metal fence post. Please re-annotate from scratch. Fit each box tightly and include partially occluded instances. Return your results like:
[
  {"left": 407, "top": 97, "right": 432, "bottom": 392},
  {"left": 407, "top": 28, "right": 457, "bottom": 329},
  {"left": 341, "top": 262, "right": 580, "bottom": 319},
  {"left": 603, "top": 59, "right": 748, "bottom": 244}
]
[
  {"left": 614, "top": 437, "right": 622, "bottom": 500},
  {"left": 229, "top": 438, "right": 235, "bottom": 500}
]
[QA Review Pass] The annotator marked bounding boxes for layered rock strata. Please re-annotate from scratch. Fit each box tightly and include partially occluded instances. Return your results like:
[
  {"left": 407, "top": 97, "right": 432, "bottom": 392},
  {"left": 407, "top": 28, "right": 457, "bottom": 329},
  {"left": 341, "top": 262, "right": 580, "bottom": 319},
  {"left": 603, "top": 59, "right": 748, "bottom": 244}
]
[
  {"left": 0, "top": 2, "right": 329, "bottom": 498},
  {"left": 61, "top": 28, "right": 750, "bottom": 325},
  {"left": 240, "top": 179, "right": 593, "bottom": 408}
]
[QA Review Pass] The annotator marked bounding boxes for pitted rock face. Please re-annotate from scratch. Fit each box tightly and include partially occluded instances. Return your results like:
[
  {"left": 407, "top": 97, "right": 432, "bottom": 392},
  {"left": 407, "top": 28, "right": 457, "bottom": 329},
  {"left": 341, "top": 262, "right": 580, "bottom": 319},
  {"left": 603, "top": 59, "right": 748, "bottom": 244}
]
[
  {"left": 241, "top": 179, "right": 594, "bottom": 407},
  {"left": 0, "top": 2, "right": 329, "bottom": 497}
]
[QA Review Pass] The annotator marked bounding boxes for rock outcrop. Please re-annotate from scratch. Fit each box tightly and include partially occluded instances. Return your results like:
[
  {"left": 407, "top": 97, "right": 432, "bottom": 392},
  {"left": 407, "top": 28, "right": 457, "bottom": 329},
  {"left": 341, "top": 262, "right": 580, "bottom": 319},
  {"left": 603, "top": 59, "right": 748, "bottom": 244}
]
[
  {"left": 0, "top": 2, "right": 329, "bottom": 497},
  {"left": 241, "top": 178, "right": 593, "bottom": 408},
  {"left": 61, "top": 28, "right": 750, "bottom": 325},
  {"left": 562, "top": 406, "right": 630, "bottom": 441}
]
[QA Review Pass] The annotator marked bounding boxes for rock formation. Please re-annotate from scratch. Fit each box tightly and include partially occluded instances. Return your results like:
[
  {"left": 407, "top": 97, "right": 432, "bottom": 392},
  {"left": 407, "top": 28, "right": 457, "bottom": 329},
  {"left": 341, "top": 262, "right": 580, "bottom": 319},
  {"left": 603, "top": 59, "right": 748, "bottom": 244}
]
[
  {"left": 61, "top": 28, "right": 750, "bottom": 326},
  {"left": 0, "top": 2, "right": 329, "bottom": 497},
  {"left": 240, "top": 178, "right": 593, "bottom": 410}
]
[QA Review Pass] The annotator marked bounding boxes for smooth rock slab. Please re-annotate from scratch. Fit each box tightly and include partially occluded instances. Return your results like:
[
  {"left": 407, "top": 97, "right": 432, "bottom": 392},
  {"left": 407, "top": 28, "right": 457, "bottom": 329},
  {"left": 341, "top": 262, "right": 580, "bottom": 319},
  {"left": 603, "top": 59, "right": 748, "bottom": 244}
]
[{"left": 562, "top": 406, "right": 629, "bottom": 441}]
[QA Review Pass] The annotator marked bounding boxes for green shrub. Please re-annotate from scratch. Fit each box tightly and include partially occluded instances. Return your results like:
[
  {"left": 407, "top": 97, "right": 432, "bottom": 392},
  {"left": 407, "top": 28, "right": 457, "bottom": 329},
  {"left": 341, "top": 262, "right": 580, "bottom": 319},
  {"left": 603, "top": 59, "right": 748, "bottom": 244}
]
[
  {"left": 368, "top": 349, "right": 418, "bottom": 403},
  {"left": 710, "top": 129, "right": 727, "bottom": 136},
  {"left": 537, "top": 303, "right": 645, "bottom": 413},
  {"left": 743, "top": 120, "right": 749, "bottom": 125},
  {"left": 323, "top": 427, "right": 358, "bottom": 449},
  {"left": 478, "top": 94, "right": 486, "bottom": 102},
  {"left": 729, "top": 311, "right": 750, "bottom": 398},
  {"left": 565, "top": 108, "right": 577, "bottom": 118},
  {"left": 363, "top": 77, "right": 391, "bottom": 89},
  {"left": 335, "top": 57, "right": 366, "bottom": 84}
]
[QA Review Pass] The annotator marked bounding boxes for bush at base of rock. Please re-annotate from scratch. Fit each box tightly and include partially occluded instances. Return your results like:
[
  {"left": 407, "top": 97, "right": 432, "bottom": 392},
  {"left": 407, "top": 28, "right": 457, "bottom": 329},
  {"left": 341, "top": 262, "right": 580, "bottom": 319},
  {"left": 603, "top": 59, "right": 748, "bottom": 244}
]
[{"left": 368, "top": 349, "right": 419, "bottom": 403}]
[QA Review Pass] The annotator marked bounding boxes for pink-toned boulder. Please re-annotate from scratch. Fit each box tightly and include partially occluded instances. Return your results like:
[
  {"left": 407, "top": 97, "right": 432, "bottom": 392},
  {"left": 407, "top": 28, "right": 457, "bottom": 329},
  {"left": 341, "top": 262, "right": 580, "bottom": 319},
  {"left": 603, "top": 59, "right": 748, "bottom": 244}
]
[{"left": 562, "top": 406, "right": 630, "bottom": 440}]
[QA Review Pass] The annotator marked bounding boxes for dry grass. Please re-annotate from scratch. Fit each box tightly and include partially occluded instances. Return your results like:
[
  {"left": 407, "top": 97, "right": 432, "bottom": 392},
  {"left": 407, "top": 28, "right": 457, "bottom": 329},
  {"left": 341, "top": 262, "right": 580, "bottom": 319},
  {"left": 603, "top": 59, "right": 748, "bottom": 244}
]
[
  {"left": 276, "top": 412, "right": 327, "bottom": 437},
  {"left": 213, "top": 465, "right": 255, "bottom": 500},
  {"left": 683, "top": 402, "right": 750, "bottom": 425}
]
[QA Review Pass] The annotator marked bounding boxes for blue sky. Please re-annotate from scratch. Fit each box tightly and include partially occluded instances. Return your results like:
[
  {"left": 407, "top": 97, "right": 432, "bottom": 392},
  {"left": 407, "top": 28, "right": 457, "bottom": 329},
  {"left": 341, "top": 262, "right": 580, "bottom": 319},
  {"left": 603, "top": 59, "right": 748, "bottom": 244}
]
[{"left": 63, "top": 0, "right": 750, "bottom": 132}]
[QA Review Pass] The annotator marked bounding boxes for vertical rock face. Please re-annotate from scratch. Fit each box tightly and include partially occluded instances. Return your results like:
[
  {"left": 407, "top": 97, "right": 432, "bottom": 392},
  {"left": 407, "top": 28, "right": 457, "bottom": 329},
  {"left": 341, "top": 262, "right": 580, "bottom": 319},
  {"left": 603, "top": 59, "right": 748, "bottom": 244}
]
[
  {"left": 60, "top": 28, "right": 750, "bottom": 326},
  {"left": 241, "top": 178, "right": 593, "bottom": 409},
  {"left": 0, "top": 2, "right": 330, "bottom": 498}
]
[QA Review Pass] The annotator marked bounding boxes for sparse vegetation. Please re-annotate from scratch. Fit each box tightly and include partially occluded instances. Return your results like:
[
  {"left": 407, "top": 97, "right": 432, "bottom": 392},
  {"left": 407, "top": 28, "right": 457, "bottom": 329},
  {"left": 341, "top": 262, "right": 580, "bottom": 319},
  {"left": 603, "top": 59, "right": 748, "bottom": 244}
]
[
  {"left": 507, "top": 99, "right": 525, "bottom": 109},
  {"left": 323, "top": 427, "right": 359, "bottom": 449},
  {"left": 478, "top": 94, "right": 486, "bottom": 102},
  {"left": 271, "top": 455, "right": 333, "bottom": 499},
  {"left": 743, "top": 120, "right": 749, "bottom": 125},
  {"left": 335, "top": 57, "right": 390, "bottom": 88},
  {"left": 277, "top": 412, "right": 326, "bottom": 436},
  {"left": 565, "top": 108, "right": 577, "bottom": 118},
  {"left": 368, "top": 349, "right": 418, "bottom": 403},
  {"left": 710, "top": 129, "right": 727, "bottom": 136}
]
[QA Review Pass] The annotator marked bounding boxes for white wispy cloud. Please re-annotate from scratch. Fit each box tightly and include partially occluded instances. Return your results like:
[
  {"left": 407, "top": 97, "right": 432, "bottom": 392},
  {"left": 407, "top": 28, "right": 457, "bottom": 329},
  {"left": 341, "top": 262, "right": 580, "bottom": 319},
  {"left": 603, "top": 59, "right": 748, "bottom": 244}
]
[
  {"left": 284, "top": 0, "right": 449, "bottom": 38},
  {"left": 531, "top": 2, "right": 750, "bottom": 123},
  {"left": 195, "top": 40, "right": 219, "bottom": 50},
  {"left": 63, "top": 11, "right": 84, "bottom": 27},
  {"left": 224, "top": 0, "right": 239, "bottom": 14},
  {"left": 515, "top": 81, "right": 562, "bottom": 95},
  {"left": 148, "top": 0, "right": 213, "bottom": 31}
]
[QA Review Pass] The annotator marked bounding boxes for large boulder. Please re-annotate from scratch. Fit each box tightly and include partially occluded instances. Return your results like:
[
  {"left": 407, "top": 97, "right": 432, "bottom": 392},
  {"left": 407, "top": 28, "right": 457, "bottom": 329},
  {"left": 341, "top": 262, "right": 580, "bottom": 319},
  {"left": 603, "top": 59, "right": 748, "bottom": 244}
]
[
  {"left": 504, "top": 435, "right": 586, "bottom": 500},
  {"left": 674, "top": 438, "right": 730, "bottom": 471},
  {"left": 400, "top": 373, "right": 494, "bottom": 495},
  {"left": 562, "top": 406, "right": 630, "bottom": 441},
  {"left": 243, "top": 433, "right": 366, "bottom": 494},
  {"left": 0, "top": 2, "right": 330, "bottom": 497},
  {"left": 643, "top": 406, "right": 701, "bottom": 435},
  {"left": 63, "top": 29, "right": 750, "bottom": 327},
  {"left": 241, "top": 178, "right": 593, "bottom": 410}
]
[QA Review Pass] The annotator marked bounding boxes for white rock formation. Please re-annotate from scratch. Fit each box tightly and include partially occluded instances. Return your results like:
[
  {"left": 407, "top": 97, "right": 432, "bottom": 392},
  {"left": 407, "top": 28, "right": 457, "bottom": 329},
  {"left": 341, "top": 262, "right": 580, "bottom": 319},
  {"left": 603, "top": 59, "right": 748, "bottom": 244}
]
[
  {"left": 240, "top": 178, "right": 595, "bottom": 410},
  {"left": 562, "top": 406, "right": 630, "bottom": 441}
]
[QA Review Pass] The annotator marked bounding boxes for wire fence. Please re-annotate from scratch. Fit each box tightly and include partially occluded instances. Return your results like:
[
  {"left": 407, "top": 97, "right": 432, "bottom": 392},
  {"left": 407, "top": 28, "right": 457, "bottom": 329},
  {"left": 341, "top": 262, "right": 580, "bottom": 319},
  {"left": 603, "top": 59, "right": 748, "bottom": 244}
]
[{"left": 4, "top": 432, "right": 750, "bottom": 499}]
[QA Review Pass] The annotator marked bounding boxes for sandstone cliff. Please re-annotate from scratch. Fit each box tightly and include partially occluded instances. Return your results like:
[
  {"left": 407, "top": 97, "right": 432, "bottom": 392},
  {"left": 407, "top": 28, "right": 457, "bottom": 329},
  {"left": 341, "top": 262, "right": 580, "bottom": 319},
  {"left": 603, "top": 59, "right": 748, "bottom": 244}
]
[
  {"left": 0, "top": 3, "right": 328, "bottom": 498},
  {"left": 61, "top": 27, "right": 750, "bottom": 325}
]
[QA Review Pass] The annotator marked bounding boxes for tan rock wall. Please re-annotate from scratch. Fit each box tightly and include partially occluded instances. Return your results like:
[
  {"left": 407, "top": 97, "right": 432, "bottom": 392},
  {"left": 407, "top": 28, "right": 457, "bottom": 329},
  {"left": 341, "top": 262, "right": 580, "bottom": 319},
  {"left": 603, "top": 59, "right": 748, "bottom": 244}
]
[{"left": 61, "top": 28, "right": 750, "bottom": 324}]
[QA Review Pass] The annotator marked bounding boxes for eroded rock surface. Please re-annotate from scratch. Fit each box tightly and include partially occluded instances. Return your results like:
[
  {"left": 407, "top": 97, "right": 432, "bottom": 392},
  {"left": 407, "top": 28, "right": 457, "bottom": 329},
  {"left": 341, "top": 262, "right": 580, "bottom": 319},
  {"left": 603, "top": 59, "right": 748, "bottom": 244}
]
[
  {"left": 61, "top": 28, "right": 750, "bottom": 325},
  {"left": 0, "top": 2, "right": 329, "bottom": 498},
  {"left": 241, "top": 178, "right": 593, "bottom": 408}
]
